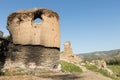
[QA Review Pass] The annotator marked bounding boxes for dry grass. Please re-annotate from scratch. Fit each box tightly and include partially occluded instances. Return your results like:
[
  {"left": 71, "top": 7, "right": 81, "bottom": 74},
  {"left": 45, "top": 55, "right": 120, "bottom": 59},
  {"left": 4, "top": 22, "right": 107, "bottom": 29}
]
[
  {"left": 0, "top": 75, "right": 52, "bottom": 80},
  {"left": 0, "top": 72, "right": 82, "bottom": 80}
]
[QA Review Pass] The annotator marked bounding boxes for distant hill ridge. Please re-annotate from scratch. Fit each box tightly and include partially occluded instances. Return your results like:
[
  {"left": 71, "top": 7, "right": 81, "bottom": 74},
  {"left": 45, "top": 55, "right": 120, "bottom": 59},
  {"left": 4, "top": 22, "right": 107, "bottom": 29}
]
[{"left": 78, "top": 49, "right": 120, "bottom": 59}]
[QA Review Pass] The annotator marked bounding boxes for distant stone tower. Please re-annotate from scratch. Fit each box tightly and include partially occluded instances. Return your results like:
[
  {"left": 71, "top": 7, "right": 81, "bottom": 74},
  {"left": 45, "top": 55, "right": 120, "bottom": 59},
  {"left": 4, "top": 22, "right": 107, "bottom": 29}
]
[
  {"left": 63, "top": 41, "right": 73, "bottom": 55},
  {"left": 4, "top": 8, "right": 60, "bottom": 72},
  {"left": 60, "top": 41, "right": 82, "bottom": 64}
]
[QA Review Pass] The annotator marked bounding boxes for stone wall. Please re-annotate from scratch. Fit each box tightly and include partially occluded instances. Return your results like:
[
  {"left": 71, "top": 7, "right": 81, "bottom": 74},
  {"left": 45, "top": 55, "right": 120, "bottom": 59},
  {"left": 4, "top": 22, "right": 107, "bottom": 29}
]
[
  {"left": 0, "top": 31, "right": 3, "bottom": 38},
  {"left": 0, "top": 38, "right": 5, "bottom": 68},
  {"left": 4, "top": 45, "right": 60, "bottom": 69},
  {"left": 60, "top": 41, "right": 82, "bottom": 64},
  {"left": 7, "top": 8, "right": 60, "bottom": 47},
  {"left": 0, "top": 8, "right": 60, "bottom": 73},
  {"left": 0, "top": 36, "right": 10, "bottom": 69},
  {"left": 91, "top": 60, "right": 107, "bottom": 69}
]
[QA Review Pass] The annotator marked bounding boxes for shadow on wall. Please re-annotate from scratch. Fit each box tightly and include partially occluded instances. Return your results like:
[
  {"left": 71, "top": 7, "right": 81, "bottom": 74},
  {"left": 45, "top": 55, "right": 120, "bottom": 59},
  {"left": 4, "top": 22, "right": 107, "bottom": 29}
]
[{"left": 0, "top": 36, "right": 11, "bottom": 70}]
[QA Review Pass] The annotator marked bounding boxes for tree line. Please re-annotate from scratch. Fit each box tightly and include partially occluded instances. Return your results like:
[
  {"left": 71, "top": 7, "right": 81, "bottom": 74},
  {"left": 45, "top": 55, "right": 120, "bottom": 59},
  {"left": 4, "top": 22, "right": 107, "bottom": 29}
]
[{"left": 105, "top": 57, "right": 120, "bottom": 65}]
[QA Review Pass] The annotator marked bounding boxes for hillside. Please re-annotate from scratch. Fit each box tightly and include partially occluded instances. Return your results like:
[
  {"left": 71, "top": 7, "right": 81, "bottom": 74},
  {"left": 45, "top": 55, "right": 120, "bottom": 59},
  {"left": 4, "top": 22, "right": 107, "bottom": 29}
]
[{"left": 78, "top": 49, "right": 120, "bottom": 60}]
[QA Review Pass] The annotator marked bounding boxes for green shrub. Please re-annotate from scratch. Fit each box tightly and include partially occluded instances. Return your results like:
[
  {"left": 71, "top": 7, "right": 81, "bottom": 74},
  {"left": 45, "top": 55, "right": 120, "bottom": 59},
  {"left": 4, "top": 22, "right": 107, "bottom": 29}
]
[
  {"left": 84, "top": 64, "right": 98, "bottom": 71},
  {"left": 60, "top": 60, "right": 82, "bottom": 73}
]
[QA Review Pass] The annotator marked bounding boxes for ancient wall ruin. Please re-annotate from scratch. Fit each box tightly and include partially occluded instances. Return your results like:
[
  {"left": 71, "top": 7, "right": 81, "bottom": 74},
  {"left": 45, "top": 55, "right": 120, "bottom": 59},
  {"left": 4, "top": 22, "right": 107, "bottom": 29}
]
[
  {"left": 0, "top": 8, "right": 60, "bottom": 73},
  {"left": 0, "top": 31, "right": 3, "bottom": 38},
  {"left": 60, "top": 41, "right": 82, "bottom": 64},
  {"left": 7, "top": 8, "right": 60, "bottom": 47}
]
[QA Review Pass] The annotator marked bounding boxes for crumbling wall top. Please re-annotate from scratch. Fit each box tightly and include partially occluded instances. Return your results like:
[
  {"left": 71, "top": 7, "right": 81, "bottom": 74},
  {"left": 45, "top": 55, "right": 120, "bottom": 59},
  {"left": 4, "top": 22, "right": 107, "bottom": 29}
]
[
  {"left": 7, "top": 8, "right": 60, "bottom": 48},
  {"left": 8, "top": 8, "right": 59, "bottom": 22},
  {"left": 64, "top": 41, "right": 71, "bottom": 49}
]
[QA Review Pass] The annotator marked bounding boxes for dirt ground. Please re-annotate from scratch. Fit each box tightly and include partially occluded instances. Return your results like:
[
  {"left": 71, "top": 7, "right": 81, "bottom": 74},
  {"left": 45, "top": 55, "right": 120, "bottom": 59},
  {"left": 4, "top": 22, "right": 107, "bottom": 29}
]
[{"left": 0, "top": 66, "right": 112, "bottom": 80}]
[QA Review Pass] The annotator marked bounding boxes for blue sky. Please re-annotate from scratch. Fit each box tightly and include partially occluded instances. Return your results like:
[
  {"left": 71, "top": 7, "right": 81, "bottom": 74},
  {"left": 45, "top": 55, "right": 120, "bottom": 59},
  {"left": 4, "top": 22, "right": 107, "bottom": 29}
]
[{"left": 0, "top": 0, "right": 120, "bottom": 53}]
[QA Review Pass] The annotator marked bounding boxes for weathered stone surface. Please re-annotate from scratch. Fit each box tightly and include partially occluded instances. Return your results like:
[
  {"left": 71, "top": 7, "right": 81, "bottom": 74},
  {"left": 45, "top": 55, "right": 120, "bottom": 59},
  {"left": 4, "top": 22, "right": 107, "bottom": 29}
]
[
  {"left": 4, "top": 45, "right": 60, "bottom": 69},
  {"left": 90, "top": 60, "right": 107, "bottom": 69},
  {"left": 63, "top": 41, "right": 73, "bottom": 55},
  {"left": 60, "top": 41, "right": 82, "bottom": 64},
  {"left": 7, "top": 8, "right": 60, "bottom": 48},
  {"left": 0, "top": 31, "right": 3, "bottom": 38},
  {"left": 0, "top": 36, "right": 10, "bottom": 68},
  {"left": 0, "top": 8, "right": 60, "bottom": 74}
]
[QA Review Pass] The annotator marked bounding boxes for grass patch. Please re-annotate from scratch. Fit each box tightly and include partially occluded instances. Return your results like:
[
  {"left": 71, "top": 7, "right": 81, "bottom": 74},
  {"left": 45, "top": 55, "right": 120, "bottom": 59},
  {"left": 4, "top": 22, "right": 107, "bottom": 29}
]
[
  {"left": 60, "top": 60, "right": 82, "bottom": 73},
  {"left": 84, "top": 64, "right": 98, "bottom": 71},
  {"left": 84, "top": 64, "right": 109, "bottom": 77},
  {"left": 84, "top": 64, "right": 120, "bottom": 80},
  {"left": 108, "top": 65, "right": 120, "bottom": 77},
  {"left": 84, "top": 65, "right": 107, "bottom": 76}
]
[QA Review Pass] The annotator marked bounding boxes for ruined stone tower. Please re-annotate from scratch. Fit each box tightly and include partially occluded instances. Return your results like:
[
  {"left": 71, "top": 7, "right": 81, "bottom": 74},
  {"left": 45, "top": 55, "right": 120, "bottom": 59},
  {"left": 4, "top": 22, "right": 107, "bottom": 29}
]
[
  {"left": 60, "top": 41, "right": 82, "bottom": 64},
  {"left": 3, "top": 8, "right": 60, "bottom": 71},
  {"left": 63, "top": 41, "right": 73, "bottom": 55}
]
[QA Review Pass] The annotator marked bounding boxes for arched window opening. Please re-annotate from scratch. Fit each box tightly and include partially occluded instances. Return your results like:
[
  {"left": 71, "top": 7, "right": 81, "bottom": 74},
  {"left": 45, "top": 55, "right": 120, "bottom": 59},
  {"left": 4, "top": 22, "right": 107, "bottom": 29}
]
[{"left": 34, "top": 18, "right": 42, "bottom": 24}]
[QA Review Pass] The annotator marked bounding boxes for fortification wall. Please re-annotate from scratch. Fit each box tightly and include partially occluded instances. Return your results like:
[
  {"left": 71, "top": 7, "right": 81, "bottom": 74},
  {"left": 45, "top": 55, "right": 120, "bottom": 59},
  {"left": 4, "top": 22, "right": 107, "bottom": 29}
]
[{"left": 0, "top": 8, "right": 60, "bottom": 73}]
